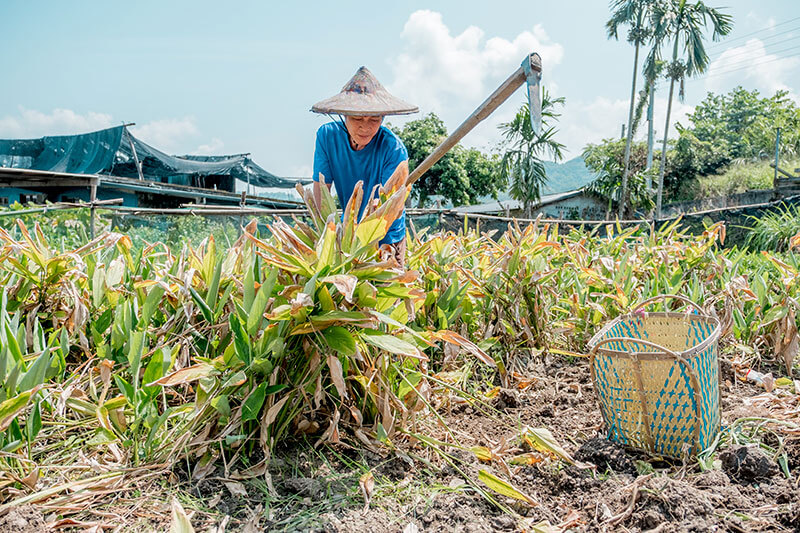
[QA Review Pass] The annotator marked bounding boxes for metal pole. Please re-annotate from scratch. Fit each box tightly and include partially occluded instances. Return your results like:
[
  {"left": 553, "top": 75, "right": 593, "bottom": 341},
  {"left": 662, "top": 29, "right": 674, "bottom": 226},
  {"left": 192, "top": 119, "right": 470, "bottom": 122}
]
[
  {"left": 125, "top": 127, "right": 145, "bottom": 181},
  {"left": 773, "top": 127, "right": 781, "bottom": 189}
]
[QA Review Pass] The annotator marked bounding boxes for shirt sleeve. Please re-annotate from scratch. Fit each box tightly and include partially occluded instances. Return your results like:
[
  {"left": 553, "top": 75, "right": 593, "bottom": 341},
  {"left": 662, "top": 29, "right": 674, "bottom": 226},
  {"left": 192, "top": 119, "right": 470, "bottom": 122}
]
[
  {"left": 380, "top": 131, "right": 409, "bottom": 185},
  {"left": 312, "top": 127, "right": 332, "bottom": 184}
]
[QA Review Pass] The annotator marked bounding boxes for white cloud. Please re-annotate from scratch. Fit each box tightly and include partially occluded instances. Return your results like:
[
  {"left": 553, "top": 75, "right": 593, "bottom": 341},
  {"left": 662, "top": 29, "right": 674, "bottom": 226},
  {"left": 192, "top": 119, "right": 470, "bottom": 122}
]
[
  {"left": 0, "top": 108, "right": 218, "bottom": 157},
  {"left": 130, "top": 118, "right": 199, "bottom": 153},
  {"left": 195, "top": 137, "right": 225, "bottom": 154},
  {"left": 0, "top": 107, "right": 114, "bottom": 138},
  {"left": 388, "top": 10, "right": 564, "bottom": 152},
  {"left": 289, "top": 164, "right": 312, "bottom": 179},
  {"left": 703, "top": 38, "right": 800, "bottom": 99},
  {"left": 745, "top": 12, "right": 776, "bottom": 31},
  {"left": 557, "top": 95, "right": 694, "bottom": 158}
]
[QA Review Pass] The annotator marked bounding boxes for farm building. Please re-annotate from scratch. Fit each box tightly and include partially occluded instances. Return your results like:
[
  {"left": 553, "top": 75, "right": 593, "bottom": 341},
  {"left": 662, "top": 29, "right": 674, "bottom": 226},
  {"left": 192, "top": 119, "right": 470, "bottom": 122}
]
[
  {"left": 452, "top": 189, "right": 607, "bottom": 220},
  {"left": 0, "top": 125, "right": 302, "bottom": 208}
]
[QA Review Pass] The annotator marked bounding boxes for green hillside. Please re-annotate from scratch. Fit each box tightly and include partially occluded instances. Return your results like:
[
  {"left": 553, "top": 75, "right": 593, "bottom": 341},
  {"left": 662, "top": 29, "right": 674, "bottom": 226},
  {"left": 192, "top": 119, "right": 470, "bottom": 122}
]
[
  {"left": 491, "top": 156, "right": 596, "bottom": 203},
  {"left": 541, "top": 156, "right": 596, "bottom": 194}
]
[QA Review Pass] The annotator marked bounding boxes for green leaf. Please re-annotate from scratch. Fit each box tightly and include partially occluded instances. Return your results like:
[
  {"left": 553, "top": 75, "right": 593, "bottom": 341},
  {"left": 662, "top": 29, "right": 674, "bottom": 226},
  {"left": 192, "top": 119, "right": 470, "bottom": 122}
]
[
  {"left": 26, "top": 399, "right": 41, "bottom": 443},
  {"left": 205, "top": 258, "right": 223, "bottom": 310},
  {"left": 242, "top": 383, "right": 267, "bottom": 423},
  {"left": 221, "top": 370, "right": 247, "bottom": 389},
  {"left": 522, "top": 427, "right": 574, "bottom": 463},
  {"left": 127, "top": 331, "right": 145, "bottom": 390},
  {"left": 355, "top": 218, "right": 388, "bottom": 248},
  {"left": 243, "top": 255, "right": 255, "bottom": 311},
  {"left": 87, "top": 427, "right": 118, "bottom": 446},
  {"left": 211, "top": 395, "right": 231, "bottom": 418},
  {"left": 114, "top": 375, "right": 135, "bottom": 405},
  {"left": 18, "top": 348, "right": 50, "bottom": 392},
  {"left": 247, "top": 268, "right": 277, "bottom": 335},
  {"left": 362, "top": 331, "right": 423, "bottom": 359},
  {"left": 229, "top": 314, "right": 252, "bottom": 366},
  {"left": 141, "top": 283, "right": 166, "bottom": 328},
  {"left": 142, "top": 348, "right": 170, "bottom": 394},
  {"left": 189, "top": 286, "right": 213, "bottom": 323},
  {"left": 761, "top": 305, "right": 788, "bottom": 326},
  {"left": 264, "top": 384, "right": 288, "bottom": 396},
  {"left": 0, "top": 389, "right": 35, "bottom": 431},
  {"left": 323, "top": 326, "right": 356, "bottom": 356},
  {"left": 478, "top": 469, "right": 537, "bottom": 506},
  {"left": 4, "top": 324, "right": 23, "bottom": 365}
]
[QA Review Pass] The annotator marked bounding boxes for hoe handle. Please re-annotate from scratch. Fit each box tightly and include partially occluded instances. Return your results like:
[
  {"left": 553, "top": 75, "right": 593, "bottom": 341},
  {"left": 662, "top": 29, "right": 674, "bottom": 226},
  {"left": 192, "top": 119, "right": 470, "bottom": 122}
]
[{"left": 406, "top": 54, "right": 541, "bottom": 187}]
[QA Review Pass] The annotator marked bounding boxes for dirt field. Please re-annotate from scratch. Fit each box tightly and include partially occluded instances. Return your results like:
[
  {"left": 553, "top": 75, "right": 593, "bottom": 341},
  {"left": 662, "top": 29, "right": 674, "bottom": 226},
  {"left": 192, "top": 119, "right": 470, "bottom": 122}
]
[{"left": 3, "top": 355, "right": 796, "bottom": 533}]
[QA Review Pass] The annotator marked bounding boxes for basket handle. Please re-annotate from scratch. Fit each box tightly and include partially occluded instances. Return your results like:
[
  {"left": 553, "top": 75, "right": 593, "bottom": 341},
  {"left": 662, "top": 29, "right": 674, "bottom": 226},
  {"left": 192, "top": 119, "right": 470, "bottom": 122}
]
[
  {"left": 589, "top": 336, "right": 679, "bottom": 357},
  {"left": 632, "top": 294, "right": 705, "bottom": 315}
]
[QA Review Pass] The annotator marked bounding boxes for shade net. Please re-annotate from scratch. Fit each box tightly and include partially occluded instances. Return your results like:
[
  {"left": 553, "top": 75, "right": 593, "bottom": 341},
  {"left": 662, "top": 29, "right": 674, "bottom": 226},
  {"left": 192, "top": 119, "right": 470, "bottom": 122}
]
[{"left": 0, "top": 126, "right": 299, "bottom": 189}]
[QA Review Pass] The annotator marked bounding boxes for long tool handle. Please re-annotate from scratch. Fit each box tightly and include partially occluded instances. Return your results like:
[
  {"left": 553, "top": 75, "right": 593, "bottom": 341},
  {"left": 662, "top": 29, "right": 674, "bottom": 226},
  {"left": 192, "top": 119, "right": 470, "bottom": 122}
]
[
  {"left": 632, "top": 294, "right": 705, "bottom": 315},
  {"left": 406, "top": 54, "right": 541, "bottom": 187}
]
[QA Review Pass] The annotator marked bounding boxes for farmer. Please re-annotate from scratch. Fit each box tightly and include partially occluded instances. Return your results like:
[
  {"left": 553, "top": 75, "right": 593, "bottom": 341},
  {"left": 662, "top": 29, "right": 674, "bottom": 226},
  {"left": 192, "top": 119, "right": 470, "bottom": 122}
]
[{"left": 310, "top": 66, "right": 418, "bottom": 267}]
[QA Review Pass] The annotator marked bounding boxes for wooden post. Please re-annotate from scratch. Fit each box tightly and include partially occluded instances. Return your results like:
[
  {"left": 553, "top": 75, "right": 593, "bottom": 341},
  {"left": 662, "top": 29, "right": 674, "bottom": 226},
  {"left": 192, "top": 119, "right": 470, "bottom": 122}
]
[
  {"left": 406, "top": 54, "right": 541, "bottom": 187},
  {"left": 90, "top": 181, "right": 97, "bottom": 239},
  {"left": 239, "top": 190, "right": 246, "bottom": 235}
]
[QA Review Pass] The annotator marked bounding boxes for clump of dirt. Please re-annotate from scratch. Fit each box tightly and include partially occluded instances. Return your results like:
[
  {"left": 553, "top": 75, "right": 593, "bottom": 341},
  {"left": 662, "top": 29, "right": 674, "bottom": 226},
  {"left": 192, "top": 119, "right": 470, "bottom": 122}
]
[
  {"left": 0, "top": 505, "right": 47, "bottom": 533},
  {"left": 574, "top": 437, "right": 637, "bottom": 476},
  {"left": 283, "top": 477, "right": 325, "bottom": 498},
  {"left": 413, "top": 491, "right": 499, "bottom": 533},
  {"left": 720, "top": 445, "right": 778, "bottom": 483},
  {"left": 633, "top": 476, "right": 717, "bottom": 531},
  {"left": 493, "top": 388, "right": 520, "bottom": 410}
]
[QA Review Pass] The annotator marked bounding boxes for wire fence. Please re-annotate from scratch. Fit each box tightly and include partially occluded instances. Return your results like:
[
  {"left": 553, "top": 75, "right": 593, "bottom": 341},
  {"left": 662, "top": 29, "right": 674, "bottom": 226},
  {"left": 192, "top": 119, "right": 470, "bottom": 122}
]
[{"left": 2, "top": 192, "right": 800, "bottom": 251}]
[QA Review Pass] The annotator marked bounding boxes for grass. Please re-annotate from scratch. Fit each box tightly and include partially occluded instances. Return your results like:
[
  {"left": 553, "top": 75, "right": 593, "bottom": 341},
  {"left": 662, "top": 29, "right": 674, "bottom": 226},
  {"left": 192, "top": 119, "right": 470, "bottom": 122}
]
[
  {"left": 694, "top": 158, "right": 800, "bottom": 199},
  {"left": 745, "top": 203, "right": 800, "bottom": 251}
]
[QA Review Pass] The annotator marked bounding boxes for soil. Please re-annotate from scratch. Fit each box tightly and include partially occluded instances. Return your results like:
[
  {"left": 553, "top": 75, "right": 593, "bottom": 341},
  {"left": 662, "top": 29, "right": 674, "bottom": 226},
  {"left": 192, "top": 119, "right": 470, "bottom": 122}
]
[
  {"left": 29, "top": 353, "right": 794, "bottom": 532},
  {"left": 293, "top": 354, "right": 798, "bottom": 533},
  {"left": 0, "top": 505, "right": 47, "bottom": 533}
]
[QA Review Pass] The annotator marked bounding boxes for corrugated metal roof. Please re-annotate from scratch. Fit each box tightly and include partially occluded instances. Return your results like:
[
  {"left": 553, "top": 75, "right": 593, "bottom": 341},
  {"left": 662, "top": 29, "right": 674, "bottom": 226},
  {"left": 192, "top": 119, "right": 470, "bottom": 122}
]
[{"left": 452, "top": 189, "right": 583, "bottom": 215}]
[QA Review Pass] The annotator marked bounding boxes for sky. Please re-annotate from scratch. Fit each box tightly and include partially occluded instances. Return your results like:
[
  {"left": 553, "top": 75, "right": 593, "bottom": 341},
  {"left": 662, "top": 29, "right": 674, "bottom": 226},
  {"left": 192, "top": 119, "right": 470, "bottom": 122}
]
[{"left": 1, "top": 0, "right": 799, "bottom": 190}]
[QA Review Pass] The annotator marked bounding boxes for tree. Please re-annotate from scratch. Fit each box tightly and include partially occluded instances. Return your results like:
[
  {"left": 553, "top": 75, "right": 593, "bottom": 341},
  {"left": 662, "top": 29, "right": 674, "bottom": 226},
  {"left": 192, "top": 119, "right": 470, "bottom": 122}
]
[
  {"left": 686, "top": 87, "right": 800, "bottom": 161},
  {"left": 498, "top": 91, "right": 565, "bottom": 217},
  {"left": 651, "top": 0, "right": 733, "bottom": 217},
  {"left": 391, "top": 113, "right": 501, "bottom": 207},
  {"left": 583, "top": 138, "right": 655, "bottom": 217},
  {"left": 607, "top": 0, "right": 659, "bottom": 219}
]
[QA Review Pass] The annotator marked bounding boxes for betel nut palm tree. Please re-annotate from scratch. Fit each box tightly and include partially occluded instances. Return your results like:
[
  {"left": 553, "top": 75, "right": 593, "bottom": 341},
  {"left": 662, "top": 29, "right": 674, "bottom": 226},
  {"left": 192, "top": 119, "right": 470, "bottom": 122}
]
[
  {"left": 607, "top": 0, "right": 659, "bottom": 219},
  {"left": 651, "top": 0, "right": 732, "bottom": 218}
]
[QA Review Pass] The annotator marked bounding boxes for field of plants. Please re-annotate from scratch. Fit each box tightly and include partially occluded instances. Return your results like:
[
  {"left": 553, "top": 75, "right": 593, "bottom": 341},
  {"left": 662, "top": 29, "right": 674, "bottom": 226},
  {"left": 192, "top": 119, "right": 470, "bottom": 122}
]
[{"left": 0, "top": 182, "right": 798, "bottom": 532}]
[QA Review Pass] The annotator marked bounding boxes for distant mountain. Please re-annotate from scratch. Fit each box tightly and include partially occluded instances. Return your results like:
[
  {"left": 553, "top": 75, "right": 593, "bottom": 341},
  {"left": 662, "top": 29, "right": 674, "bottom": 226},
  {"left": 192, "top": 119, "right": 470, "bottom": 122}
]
[
  {"left": 490, "top": 155, "right": 597, "bottom": 203},
  {"left": 541, "top": 156, "right": 596, "bottom": 194}
]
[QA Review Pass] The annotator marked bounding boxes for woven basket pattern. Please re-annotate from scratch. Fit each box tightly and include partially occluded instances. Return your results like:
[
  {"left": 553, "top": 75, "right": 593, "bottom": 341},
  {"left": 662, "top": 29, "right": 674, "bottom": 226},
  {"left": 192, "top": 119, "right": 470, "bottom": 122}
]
[{"left": 589, "top": 308, "right": 720, "bottom": 458}]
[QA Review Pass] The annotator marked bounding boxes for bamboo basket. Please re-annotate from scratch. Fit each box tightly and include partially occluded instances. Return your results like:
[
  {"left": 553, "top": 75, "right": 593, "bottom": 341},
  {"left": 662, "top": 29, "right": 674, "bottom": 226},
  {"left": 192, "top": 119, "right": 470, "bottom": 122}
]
[{"left": 587, "top": 295, "right": 721, "bottom": 458}]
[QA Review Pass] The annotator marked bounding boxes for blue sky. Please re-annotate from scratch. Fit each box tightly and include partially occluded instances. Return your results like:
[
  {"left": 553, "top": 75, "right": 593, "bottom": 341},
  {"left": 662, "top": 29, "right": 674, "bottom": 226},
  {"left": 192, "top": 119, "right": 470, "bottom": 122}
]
[{"left": 2, "top": 1, "right": 798, "bottom": 188}]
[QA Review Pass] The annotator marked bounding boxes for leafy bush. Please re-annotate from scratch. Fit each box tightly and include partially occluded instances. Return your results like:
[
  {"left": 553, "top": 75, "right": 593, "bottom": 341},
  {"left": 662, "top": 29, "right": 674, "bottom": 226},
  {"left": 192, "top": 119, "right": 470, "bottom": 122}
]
[{"left": 745, "top": 203, "right": 800, "bottom": 252}]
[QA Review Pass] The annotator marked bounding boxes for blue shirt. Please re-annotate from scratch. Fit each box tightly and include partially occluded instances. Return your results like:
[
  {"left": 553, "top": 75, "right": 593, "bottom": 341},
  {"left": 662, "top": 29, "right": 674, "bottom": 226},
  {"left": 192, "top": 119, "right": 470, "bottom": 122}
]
[{"left": 313, "top": 122, "right": 407, "bottom": 244}]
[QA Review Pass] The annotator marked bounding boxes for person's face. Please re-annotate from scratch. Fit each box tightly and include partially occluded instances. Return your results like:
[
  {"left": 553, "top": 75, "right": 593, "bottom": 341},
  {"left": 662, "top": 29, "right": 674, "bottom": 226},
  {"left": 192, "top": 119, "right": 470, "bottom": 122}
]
[{"left": 345, "top": 115, "right": 383, "bottom": 148}]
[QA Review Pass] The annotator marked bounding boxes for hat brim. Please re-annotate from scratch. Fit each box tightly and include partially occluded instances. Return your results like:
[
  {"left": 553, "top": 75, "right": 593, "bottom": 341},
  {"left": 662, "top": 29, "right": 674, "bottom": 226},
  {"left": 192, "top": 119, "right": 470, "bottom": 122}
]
[{"left": 311, "top": 93, "right": 419, "bottom": 116}]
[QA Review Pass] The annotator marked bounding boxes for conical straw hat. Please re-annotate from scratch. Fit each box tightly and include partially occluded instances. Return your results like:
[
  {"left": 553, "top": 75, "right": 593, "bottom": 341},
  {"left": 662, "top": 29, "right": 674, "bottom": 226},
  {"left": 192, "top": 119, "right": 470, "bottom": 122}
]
[{"left": 311, "top": 67, "right": 418, "bottom": 116}]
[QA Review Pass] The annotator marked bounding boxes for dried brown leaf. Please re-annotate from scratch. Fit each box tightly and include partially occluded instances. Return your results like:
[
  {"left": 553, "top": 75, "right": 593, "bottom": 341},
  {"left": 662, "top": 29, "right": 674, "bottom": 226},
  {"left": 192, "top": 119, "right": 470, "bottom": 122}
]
[{"left": 359, "top": 471, "right": 375, "bottom": 512}]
